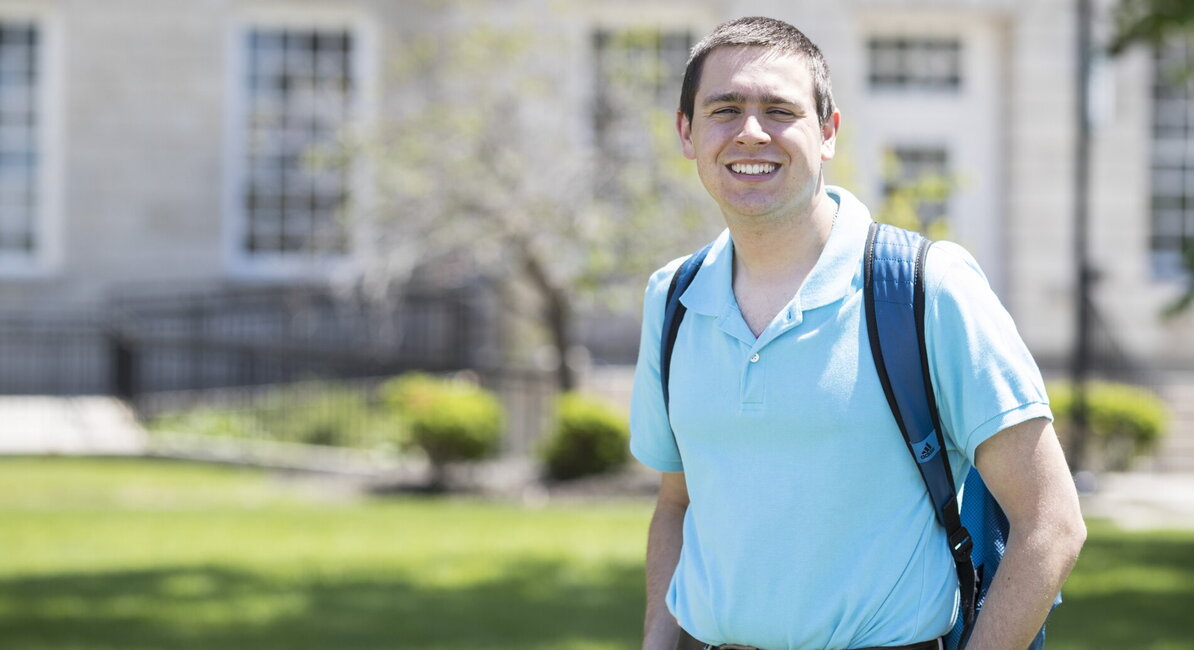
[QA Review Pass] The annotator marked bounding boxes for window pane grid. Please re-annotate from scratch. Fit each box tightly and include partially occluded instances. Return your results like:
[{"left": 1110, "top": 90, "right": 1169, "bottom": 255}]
[
  {"left": 868, "top": 37, "right": 962, "bottom": 91},
  {"left": 1150, "top": 37, "right": 1194, "bottom": 274},
  {"left": 243, "top": 27, "right": 353, "bottom": 256},
  {"left": 0, "top": 21, "right": 37, "bottom": 255},
  {"left": 883, "top": 146, "right": 951, "bottom": 227}
]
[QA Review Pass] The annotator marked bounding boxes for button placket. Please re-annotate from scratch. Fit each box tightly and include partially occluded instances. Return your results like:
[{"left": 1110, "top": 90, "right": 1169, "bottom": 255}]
[{"left": 741, "top": 346, "right": 765, "bottom": 407}]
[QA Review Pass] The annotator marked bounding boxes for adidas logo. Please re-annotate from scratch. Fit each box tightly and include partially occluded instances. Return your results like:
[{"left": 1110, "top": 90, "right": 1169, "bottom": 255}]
[{"left": 919, "top": 443, "right": 936, "bottom": 460}]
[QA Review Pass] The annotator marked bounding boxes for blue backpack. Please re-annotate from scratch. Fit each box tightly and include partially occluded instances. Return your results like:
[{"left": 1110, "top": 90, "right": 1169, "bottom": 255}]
[{"left": 659, "top": 222, "right": 1054, "bottom": 649}]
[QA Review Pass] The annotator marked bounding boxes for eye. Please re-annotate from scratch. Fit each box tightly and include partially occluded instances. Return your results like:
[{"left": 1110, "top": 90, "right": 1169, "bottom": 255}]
[
  {"left": 768, "top": 108, "right": 796, "bottom": 118},
  {"left": 710, "top": 107, "right": 740, "bottom": 116}
]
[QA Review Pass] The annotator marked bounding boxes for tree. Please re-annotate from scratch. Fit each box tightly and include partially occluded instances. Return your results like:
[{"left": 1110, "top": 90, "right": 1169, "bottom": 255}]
[
  {"left": 1110, "top": 0, "right": 1194, "bottom": 317},
  {"left": 341, "top": 8, "right": 715, "bottom": 391},
  {"left": 1109, "top": 0, "right": 1194, "bottom": 55}
]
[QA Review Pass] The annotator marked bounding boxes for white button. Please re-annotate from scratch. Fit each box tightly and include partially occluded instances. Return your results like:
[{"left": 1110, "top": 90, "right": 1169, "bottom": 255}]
[{"left": 750, "top": 353, "right": 760, "bottom": 363}]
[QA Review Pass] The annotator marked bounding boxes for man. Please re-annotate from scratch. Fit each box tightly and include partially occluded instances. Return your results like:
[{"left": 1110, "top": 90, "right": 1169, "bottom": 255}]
[{"left": 629, "top": 16, "right": 1086, "bottom": 650}]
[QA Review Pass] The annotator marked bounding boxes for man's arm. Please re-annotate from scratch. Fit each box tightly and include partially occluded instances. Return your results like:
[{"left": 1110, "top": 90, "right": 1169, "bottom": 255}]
[
  {"left": 643, "top": 471, "right": 690, "bottom": 650},
  {"left": 965, "top": 417, "right": 1086, "bottom": 650}
]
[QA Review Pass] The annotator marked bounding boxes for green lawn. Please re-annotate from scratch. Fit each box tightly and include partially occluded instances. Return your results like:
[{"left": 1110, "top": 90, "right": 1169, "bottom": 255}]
[
  {"left": 1, "top": 457, "right": 1191, "bottom": 649},
  {"left": 1048, "top": 520, "right": 1194, "bottom": 649}
]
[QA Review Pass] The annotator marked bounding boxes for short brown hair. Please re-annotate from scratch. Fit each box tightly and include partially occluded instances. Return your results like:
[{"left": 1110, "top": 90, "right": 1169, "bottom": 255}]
[{"left": 679, "top": 16, "right": 836, "bottom": 125}]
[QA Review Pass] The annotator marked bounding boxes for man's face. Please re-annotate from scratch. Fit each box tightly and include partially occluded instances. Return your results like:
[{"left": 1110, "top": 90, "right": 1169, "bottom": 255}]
[{"left": 677, "top": 46, "right": 839, "bottom": 226}]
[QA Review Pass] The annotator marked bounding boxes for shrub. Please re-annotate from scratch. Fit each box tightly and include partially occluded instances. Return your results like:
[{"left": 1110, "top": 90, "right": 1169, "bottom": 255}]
[
  {"left": 540, "top": 393, "right": 630, "bottom": 480},
  {"left": 1049, "top": 381, "right": 1169, "bottom": 471},
  {"left": 256, "top": 383, "right": 380, "bottom": 448},
  {"left": 379, "top": 373, "right": 505, "bottom": 486},
  {"left": 148, "top": 407, "right": 255, "bottom": 439},
  {"left": 148, "top": 381, "right": 404, "bottom": 452},
  {"left": 379, "top": 373, "right": 446, "bottom": 414}
]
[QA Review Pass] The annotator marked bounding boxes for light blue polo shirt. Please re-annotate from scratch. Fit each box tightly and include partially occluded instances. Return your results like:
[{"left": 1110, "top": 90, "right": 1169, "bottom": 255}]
[{"left": 629, "top": 186, "right": 1052, "bottom": 650}]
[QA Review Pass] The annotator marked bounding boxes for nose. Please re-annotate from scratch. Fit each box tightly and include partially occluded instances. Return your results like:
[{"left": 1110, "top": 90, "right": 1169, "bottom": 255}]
[{"left": 735, "top": 114, "right": 770, "bottom": 146}]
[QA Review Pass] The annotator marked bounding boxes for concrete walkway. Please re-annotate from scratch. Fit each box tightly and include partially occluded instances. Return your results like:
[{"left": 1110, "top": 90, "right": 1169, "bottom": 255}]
[
  {"left": 0, "top": 396, "right": 146, "bottom": 455},
  {"left": 1078, "top": 471, "right": 1194, "bottom": 530}
]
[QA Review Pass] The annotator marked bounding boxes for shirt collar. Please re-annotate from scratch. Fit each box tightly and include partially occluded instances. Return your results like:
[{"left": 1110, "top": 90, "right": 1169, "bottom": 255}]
[{"left": 679, "top": 186, "right": 873, "bottom": 318}]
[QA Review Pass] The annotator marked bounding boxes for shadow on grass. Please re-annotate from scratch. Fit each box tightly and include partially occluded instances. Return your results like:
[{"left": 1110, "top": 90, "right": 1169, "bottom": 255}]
[
  {"left": 1045, "top": 532, "right": 1194, "bottom": 649},
  {"left": 0, "top": 559, "right": 644, "bottom": 650}
]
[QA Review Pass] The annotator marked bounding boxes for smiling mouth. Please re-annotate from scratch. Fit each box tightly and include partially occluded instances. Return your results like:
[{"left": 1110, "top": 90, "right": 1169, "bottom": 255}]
[{"left": 728, "top": 162, "right": 779, "bottom": 175}]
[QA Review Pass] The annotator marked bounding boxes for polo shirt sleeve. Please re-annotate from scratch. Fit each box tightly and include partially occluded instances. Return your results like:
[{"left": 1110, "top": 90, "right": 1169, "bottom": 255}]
[
  {"left": 628, "top": 258, "right": 688, "bottom": 473},
  {"left": 923, "top": 242, "right": 1053, "bottom": 462}
]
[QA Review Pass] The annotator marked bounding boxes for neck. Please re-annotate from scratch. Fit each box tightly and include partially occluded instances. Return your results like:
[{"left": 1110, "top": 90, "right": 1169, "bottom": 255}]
[{"left": 728, "top": 189, "right": 838, "bottom": 285}]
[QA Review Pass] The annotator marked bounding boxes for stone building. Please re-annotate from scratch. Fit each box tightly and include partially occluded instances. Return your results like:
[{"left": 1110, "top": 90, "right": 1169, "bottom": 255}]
[{"left": 0, "top": 0, "right": 1190, "bottom": 465}]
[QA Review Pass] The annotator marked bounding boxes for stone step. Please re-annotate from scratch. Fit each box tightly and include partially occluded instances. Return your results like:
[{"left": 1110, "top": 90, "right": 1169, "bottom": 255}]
[
  {"left": 1153, "top": 437, "right": 1194, "bottom": 472},
  {"left": 1140, "top": 380, "right": 1194, "bottom": 471},
  {"left": 1159, "top": 438, "right": 1194, "bottom": 451},
  {"left": 1155, "top": 457, "right": 1194, "bottom": 473},
  {"left": 1156, "top": 438, "right": 1194, "bottom": 454},
  {"left": 1162, "top": 430, "right": 1194, "bottom": 449}
]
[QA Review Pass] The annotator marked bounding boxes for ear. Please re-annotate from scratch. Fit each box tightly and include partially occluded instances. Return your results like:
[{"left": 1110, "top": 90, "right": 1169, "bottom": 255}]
[
  {"left": 677, "top": 110, "right": 696, "bottom": 160},
  {"left": 820, "top": 109, "right": 841, "bottom": 161}
]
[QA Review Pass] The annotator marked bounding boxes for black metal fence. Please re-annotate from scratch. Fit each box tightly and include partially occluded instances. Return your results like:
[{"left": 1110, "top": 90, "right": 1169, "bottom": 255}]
[
  {"left": 0, "top": 283, "right": 487, "bottom": 399},
  {"left": 136, "top": 366, "right": 558, "bottom": 458},
  {"left": 0, "top": 316, "right": 111, "bottom": 395}
]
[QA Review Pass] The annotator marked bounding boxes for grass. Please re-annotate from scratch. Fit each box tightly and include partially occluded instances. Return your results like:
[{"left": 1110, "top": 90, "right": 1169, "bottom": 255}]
[
  {"left": 1, "top": 457, "right": 1192, "bottom": 649},
  {"left": 1048, "top": 520, "right": 1194, "bottom": 649},
  {"left": 0, "top": 457, "right": 649, "bottom": 650}
]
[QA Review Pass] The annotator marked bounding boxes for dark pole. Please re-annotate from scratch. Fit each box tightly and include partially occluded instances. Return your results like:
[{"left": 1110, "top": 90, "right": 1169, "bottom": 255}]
[
  {"left": 109, "top": 332, "right": 136, "bottom": 401},
  {"left": 1068, "top": 0, "right": 1093, "bottom": 471}
]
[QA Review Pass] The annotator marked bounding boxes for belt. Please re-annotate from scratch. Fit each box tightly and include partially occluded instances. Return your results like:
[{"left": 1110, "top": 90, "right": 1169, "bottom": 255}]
[
  {"left": 698, "top": 639, "right": 943, "bottom": 650},
  {"left": 854, "top": 640, "right": 943, "bottom": 650}
]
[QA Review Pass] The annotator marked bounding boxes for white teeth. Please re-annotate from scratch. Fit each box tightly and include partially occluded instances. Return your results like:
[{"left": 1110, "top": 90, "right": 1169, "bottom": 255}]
[{"left": 730, "top": 163, "right": 777, "bottom": 175}]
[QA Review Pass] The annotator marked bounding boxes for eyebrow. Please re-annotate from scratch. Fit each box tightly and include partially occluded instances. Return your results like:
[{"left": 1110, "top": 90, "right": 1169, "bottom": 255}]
[{"left": 701, "top": 91, "right": 800, "bottom": 107}]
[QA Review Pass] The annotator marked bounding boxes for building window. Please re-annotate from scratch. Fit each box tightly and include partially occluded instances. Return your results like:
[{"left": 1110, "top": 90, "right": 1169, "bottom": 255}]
[
  {"left": 1151, "top": 37, "right": 1194, "bottom": 276},
  {"left": 0, "top": 22, "right": 39, "bottom": 257},
  {"left": 242, "top": 28, "right": 354, "bottom": 257},
  {"left": 592, "top": 28, "right": 691, "bottom": 156},
  {"left": 868, "top": 37, "right": 961, "bottom": 91},
  {"left": 881, "top": 146, "right": 951, "bottom": 233}
]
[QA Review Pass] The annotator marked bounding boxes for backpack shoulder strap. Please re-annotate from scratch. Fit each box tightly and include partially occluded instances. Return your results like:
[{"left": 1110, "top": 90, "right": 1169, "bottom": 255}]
[
  {"left": 863, "top": 222, "right": 979, "bottom": 644},
  {"left": 660, "top": 242, "right": 713, "bottom": 415}
]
